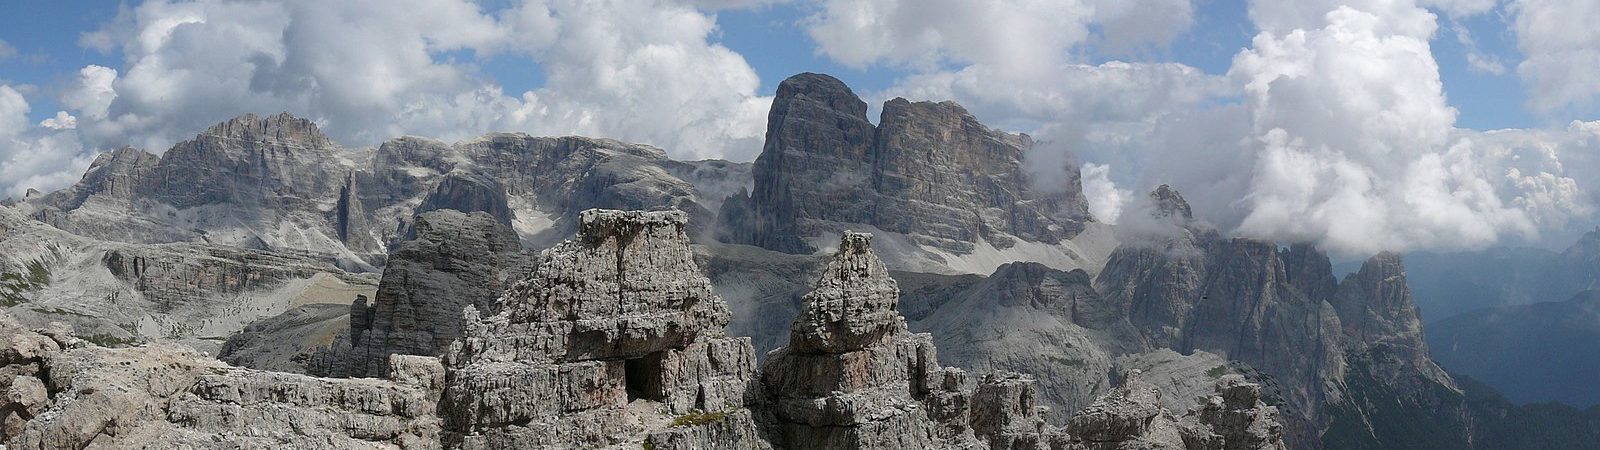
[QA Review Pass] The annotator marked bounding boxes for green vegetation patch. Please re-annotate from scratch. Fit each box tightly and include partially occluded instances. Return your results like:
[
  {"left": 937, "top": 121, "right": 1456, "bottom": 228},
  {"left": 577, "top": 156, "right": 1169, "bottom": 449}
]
[{"left": 0, "top": 259, "right": 52, "bottom": 306}]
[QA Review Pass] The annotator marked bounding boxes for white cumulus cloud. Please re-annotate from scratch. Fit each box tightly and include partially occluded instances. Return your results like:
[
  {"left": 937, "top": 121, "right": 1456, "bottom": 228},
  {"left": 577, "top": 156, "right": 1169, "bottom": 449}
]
[
  {"left": 60, "top": 0, "right": 770, "bottom": 161},
  {"left": 1509, "top": 0, "right": 1600, "bottom": 114}
]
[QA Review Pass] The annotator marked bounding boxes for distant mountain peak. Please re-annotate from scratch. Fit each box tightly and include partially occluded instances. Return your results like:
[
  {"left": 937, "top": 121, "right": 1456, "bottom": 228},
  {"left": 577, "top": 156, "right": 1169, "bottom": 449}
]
[
  {"left": 199, "top": 112, "right": 333, "bottom": 148},
  {"left": 1149, "top": 184, "right": 1192, "bottom": 221}
]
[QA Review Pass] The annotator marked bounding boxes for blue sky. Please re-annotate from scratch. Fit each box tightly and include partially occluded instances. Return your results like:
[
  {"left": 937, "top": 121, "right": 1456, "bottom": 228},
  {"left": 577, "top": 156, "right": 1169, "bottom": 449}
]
[
  {"left": 0, "top": 1, "right": 1567, "bottom": 129},
  {"left": 1, "top": 0, "right": 1598, "bottom": 254}
]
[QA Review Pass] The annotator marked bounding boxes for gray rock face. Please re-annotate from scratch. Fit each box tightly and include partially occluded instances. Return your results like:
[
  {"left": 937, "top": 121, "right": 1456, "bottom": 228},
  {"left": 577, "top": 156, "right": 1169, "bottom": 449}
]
[
  {"left": 912, "top": 261, "right": 1144, "bottom": 421},
  {"left": 331, "top": 210, "right": 529, "bottom": 378},
  {"left": 1094, "top": 188, "right": 1346, "bottom": 446},
  {"left": 785, "top": 232, "right": 905, "bottom": 353},
  {"left": 1178, "top": 376, "right": 1287, "bottom": 450},
  {"left": 1, "top": 205, "right": 378, "bottom": 356},
  {"left": 440, "top": 209, "right": 763, "bottom": 449},
  {"left": 3, "top": 208, "right": 1290, "bottom": 450},
  {"left": 720, "top": 73, "right": 1090, "bottom": 256},
  {"left": 25, "top": 113, "right": 376, "bottom": 268},
  {"left": 217, "top": 302, "right": 352, "bottom": 373},
  {"left": 1059, "top": 374, "right": 1286, "bottom": 450},
  {"left": 1, "top": 313, "right": 442, "bottom": 449},
  {"left": 1091, "top": 185, "right": 1490, "bottom": 448},
  {"left": 760, "top": 231, "right": 1062, "bottom": 449},
  {"left": 21, "top": 114, "right": 729, "bottom": 271},
  {"left": 415, "top": 172, "right": 516, "bottom": 229},
  {"left": 1331, "top": 253, "right": 1435, "bottom": 372}
]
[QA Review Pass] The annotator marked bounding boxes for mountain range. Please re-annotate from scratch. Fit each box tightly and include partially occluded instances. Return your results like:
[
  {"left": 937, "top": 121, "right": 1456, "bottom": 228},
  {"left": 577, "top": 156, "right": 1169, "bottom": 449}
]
[{"left": 1, "top": 72, "right": 1594, "bottom": 449}]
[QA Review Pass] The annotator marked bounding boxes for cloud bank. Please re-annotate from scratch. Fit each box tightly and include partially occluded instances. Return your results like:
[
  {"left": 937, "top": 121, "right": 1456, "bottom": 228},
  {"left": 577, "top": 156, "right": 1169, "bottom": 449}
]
[
  {"left": 804, "top": 0, "right": 1596, "bottom": 255},
  {"left": 46, "top": 0, "right": 772, "bottom": 161}
]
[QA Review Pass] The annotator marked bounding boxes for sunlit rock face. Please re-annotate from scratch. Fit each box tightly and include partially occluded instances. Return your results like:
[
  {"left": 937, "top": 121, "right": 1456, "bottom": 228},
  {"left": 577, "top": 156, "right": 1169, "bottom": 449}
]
[
  {"left": 720, "top": 73, "right": 1091, "bottom": 257},
  {"left": 760, "top": 231, "right": 1064, "bottom": 449},
  {"left": 20, "top": 112, "right": 730, "bottom": 272},
  {"left": 439, "top": 209, "right": 766, "bottom": 449}
]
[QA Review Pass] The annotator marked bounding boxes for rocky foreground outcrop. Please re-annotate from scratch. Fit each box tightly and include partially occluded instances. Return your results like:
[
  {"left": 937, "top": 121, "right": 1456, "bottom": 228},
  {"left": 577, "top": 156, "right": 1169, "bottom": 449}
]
[
  {"left": 319, "top": 209, "right": 531, "bottom": 378},
  {"left": 1, "top": 310, "right": 443, "bottom": 448},
  {"left": 1, "top": 210, "right": 1284, "bottom": 449}
]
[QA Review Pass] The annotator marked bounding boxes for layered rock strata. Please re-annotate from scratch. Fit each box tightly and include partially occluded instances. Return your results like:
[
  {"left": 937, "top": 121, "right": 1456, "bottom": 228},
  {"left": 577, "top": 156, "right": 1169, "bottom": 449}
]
[
  {"left": 2, "top": 209, "right": 1290, "bottom": 450},
  {"left": 1060, "top": 373, "right": 1286, "bottom": 450},
  {"left": 0, "top": 313, "right": 443, "bottom": 449},
  {"left": 759, "top": 231, "right": 1062, "bottom": 448},
  {"left": 720, "top": 73, "right": 1091, "bottom": 256},
  {"left": 329, "top": 209, "right": 531, "bottom": 378},
  {"left": 439, "top": 209, "right": 765, "bottom": 449}
]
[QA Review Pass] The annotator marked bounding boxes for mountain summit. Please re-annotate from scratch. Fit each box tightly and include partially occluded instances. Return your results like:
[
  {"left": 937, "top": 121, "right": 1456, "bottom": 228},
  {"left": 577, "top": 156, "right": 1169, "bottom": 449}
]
[{"left": 720, "top": 73, "right": 1092, "bottom": 256}]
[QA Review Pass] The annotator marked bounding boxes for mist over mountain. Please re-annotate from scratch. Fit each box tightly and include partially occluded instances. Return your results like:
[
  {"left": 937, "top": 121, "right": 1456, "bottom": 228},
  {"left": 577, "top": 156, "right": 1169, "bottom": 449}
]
[{"left": 1401, "top": 229, "right": 1600, "bottom": 323}]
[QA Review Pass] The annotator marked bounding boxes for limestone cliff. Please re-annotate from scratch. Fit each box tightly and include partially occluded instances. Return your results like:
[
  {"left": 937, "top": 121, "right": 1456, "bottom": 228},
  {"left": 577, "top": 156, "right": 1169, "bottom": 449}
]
[
  {"left": 1, "top": 210, "right": 1288, "bottom": 450},
  {"left": 719, "top": 73, "right": 1091, "bottom": 257}
]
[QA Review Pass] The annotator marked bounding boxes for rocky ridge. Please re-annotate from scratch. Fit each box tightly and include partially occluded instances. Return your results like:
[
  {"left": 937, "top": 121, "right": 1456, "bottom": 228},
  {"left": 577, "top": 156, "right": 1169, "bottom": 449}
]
[
  {"left": 17, "top": 113, "right": 739, "bottom": 271},
  {"left": 719, "top": 73, "right": 1098, "bottom": 272},
  {"left": 1, "top": 210, "right": 1286, "bottom": 449}
]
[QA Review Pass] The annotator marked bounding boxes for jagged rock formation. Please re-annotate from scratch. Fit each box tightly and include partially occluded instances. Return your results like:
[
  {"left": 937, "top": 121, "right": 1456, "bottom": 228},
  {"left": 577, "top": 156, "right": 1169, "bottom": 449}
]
[
  {"left": 1094, "top": 186, "right": 1346, "bottom": 446},
  {"left": 761, "top": 230, "right": 1100, "bottom": 448},
  {"left": 760, "top": 231, "right": 1062, "bottom": 448},
  {"left": 2, "top": 209, "right": 1292, "bottom": 450},
  {"left": 439, "top": 209, "right": 765, "bottom": 449},
  {"left": 328, "top": 210, "right": 530, "bottom": 378},
  {"left": 1060, "top": 374, "right": 1285, "bottom": 450},
  {"left": 911, "top": 261, "right": 1145, "bottom": 420},
  {"left": 24, "top": 114, "right": 379, "bottom": 269},
  {"left": 18, "top": 113, "right": 733, "bottom": 270},
  {"left": 1092, "top": 185, "right": 1484, "bottom": 449},
  {"left": 719, "top": 73, "right": 1093, "bottom": 263},
  {"left": 1331, "top": 253, "right": 1449, "bottom": 385},
  {"left": 1322, "top": 254, "right": 1473, "bottom": 450}
]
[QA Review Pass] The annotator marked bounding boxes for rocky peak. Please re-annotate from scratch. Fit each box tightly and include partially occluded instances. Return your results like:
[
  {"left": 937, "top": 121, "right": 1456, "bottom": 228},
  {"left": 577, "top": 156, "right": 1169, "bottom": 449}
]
[
  {"left": 761, "top": 232, "right": 1064, "bottom": 448},
  {"left": 453, "top": 209, "right": 731, "bottom": 364},
  {"left": 199, "top": 112, "right": 333, "bottom": 149},
  {"left": 787, "top": 231, "right": 905, "bottom": 353},
  {"left": 325, "top": 209, "right": 526, "bottom": 378},
  {"left": 723, "top": 72, "right": 1091, "bottom": 259},
  {"left": 1332, "top": 252, "right": 1430, "bottom": 359},
  {"left": 772, "top": 72, "right": 870, "bottom": 120},
  {"left": 440, "top": 208, "right": 761, "bottom": 448},
  {"left": 1281, "top": 244, "right": 1338, "bottom": 305},
  {"left": 1150, "top": 184, "right": 1193, "bottom": 221}
]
